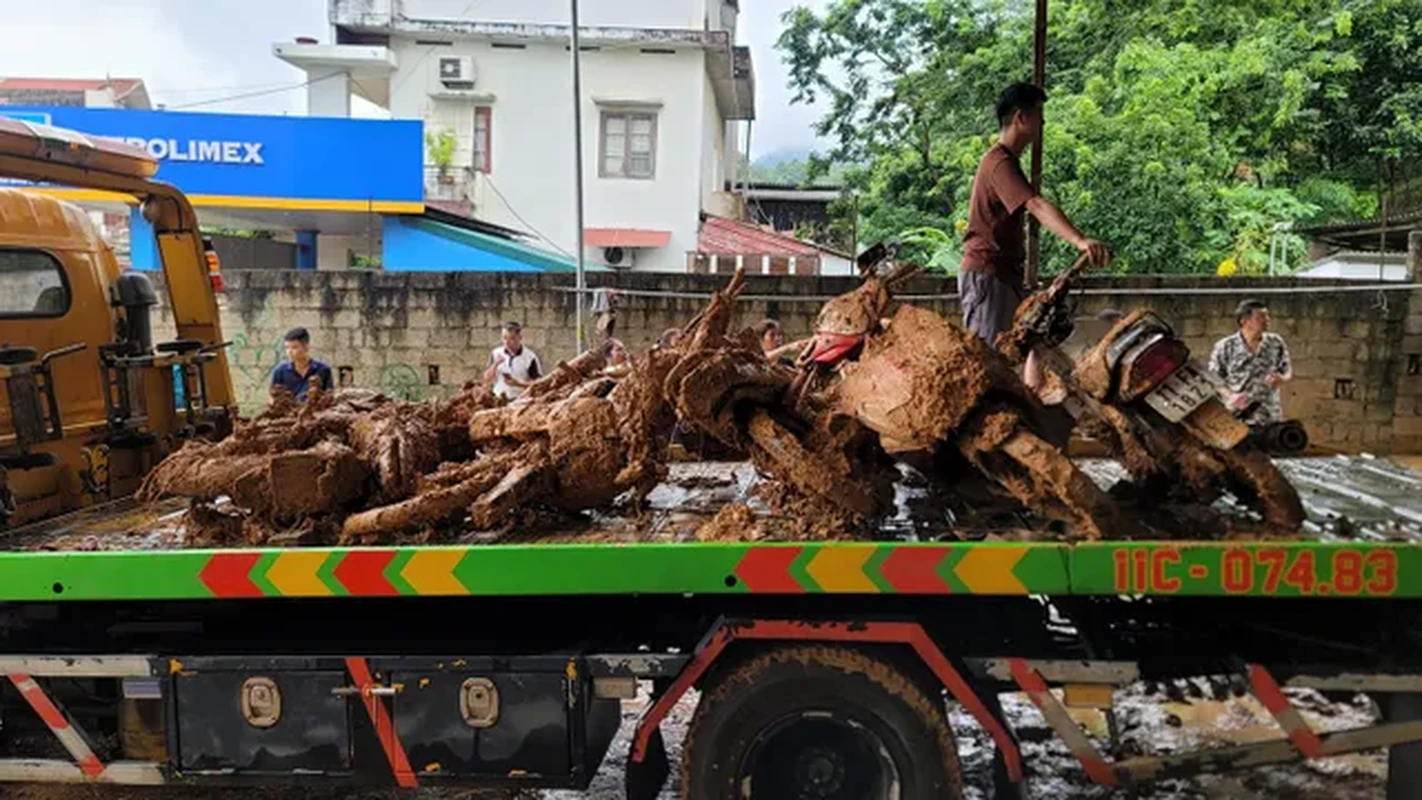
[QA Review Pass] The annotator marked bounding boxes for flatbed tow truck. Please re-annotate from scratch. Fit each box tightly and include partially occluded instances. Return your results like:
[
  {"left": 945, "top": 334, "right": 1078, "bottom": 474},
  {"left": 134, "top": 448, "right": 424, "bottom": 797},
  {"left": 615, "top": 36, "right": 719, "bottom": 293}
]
[{"left": 4, "top": 124, "right": 1422, "bottom": 800}]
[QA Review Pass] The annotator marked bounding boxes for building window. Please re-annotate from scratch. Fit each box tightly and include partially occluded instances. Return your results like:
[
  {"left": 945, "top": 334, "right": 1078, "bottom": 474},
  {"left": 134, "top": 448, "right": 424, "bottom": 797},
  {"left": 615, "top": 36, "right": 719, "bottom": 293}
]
[
  {"left": 600, "top": 111, "right": 656, "bottom": 179},
  {"left": 473, "top": 106, "right": 492, "bottom": 173}
]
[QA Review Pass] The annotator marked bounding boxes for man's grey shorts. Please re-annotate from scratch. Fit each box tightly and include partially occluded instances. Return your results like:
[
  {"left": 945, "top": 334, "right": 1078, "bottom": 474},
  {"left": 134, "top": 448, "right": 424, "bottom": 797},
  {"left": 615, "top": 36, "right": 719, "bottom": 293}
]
[{"left": 958, "top": 269, "right": 1025, "bottom": 343}]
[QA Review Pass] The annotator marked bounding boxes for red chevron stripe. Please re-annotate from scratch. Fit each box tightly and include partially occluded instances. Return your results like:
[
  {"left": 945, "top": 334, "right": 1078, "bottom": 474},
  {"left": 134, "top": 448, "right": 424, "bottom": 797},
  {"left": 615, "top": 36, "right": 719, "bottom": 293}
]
[
  {"left": 734, "top": 547, "right": 805, "bottom": 593},
  {"left": 198, "top": 552, "right": 264, "bottom": 598},
  {"left": 879, "top": 547, "right": 952, "bottom": 593},
  {"left": 333, "top": 550, "right": 399, "bottom": 596}
]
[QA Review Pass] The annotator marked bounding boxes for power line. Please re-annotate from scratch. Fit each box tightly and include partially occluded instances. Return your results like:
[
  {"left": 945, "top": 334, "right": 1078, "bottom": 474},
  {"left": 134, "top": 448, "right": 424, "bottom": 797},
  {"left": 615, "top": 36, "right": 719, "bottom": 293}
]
[
  {"left": 150, "top": 81, "right": 300, "bottom": 96},
  {"left": 164, "top": 73, "right": 343, "bottom": 110},
  {"left": 482, "top": 174, "right": 575, "bottom": 258}
]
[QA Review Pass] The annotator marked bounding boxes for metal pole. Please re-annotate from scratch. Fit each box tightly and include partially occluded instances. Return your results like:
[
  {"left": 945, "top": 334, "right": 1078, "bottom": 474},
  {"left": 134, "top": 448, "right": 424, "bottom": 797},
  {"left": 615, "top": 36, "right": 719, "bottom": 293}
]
[
  {"left": 1026, "top": 0, "right": 1047, "bottom": 287},
  {"left": 570, "top": 0, "right": 587, "bottom": 352}
]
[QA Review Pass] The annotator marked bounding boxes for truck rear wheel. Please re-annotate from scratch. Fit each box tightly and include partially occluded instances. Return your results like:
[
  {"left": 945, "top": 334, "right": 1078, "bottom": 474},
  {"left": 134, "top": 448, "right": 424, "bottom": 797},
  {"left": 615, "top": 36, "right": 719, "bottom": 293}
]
[{"left": 681, "top": 645, "right": 964, "bottom": 800}]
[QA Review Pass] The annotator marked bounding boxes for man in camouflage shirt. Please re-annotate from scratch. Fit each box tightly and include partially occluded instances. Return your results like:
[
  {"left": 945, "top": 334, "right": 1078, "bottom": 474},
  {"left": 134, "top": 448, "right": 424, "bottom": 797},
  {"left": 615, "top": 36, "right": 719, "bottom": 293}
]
[{"left": 1207, "top": 299, "right": 1293, "bottom": 426}]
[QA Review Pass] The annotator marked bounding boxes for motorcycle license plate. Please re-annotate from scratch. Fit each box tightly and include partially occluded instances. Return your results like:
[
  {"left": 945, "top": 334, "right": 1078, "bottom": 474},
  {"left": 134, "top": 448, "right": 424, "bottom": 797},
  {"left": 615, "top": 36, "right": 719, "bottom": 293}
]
[{"left": 1143, "top": 364, "right": 1215, "bottom": 423}]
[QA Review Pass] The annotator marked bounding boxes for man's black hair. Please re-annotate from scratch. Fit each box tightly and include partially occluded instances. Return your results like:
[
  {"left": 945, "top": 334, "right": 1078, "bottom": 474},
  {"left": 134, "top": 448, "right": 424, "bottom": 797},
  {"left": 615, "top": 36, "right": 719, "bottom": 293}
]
[
  {"left": 502, "top": 320, "right": 522, "bottom": 332},
  {"left": 283, "top": 327, "right": 311, "bottom": 344},
  {"left": 754, "top": 319, "right": 782, "bottom": 337},
  {"left": 997, "top": 82, "right": 1047, "bottom": 128},
  {"left": 1235, "top": 299, "right": 1268, "bottom": 327}
]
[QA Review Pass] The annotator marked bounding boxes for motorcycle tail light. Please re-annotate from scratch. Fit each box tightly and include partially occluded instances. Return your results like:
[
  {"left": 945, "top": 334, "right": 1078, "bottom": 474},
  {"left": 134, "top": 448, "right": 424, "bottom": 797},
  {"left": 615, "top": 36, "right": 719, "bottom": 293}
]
[
  {"left": 810, "top": 332, "right": 864, "bottom": 365},
  {"left": 1119, "top": 337, "right": 1188, "bottom": 401}
]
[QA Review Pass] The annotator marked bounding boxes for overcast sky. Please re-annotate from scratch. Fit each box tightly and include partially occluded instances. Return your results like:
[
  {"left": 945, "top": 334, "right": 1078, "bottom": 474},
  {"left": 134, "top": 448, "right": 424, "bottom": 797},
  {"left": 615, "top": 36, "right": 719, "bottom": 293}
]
[{"left": 0, "top": 0, "right": 825, "bottom": 160}]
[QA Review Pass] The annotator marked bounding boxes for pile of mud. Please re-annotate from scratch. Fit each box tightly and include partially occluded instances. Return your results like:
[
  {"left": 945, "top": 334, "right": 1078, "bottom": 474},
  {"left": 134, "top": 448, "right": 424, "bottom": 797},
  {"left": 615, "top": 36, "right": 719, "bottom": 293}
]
[
  {"left": 141, "top": 262, "right": 1305, "bottom": 548},
  {"left": 143, "top": 274, "right": 758, "bottom": 546}
]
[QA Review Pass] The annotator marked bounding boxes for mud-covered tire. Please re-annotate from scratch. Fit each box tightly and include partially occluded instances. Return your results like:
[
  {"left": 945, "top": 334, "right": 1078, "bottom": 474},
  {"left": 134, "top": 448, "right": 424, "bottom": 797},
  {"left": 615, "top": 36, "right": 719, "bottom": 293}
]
[
  {"left": 1218, "top": 444, "right": 1305, "bottom": 529},
  {"left": 963, "top": 410, "right": 1124, "bottom": 540},
  {"left": 745, "top": 410, "right": 880, "bottom": 518},
  {"left": 681, "top": 645, "right": 964, "bottom": 800}
]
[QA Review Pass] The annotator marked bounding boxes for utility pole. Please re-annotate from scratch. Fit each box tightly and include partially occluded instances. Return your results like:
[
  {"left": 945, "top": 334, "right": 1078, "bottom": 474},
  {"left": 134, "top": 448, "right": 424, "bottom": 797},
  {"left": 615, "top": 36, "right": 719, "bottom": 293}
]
[
  {"left": 1026, "top": 0, "right": 1047, "bottom": 287},
  {"left": 570, "top": 0, "right": 588, "bottom": 351}
]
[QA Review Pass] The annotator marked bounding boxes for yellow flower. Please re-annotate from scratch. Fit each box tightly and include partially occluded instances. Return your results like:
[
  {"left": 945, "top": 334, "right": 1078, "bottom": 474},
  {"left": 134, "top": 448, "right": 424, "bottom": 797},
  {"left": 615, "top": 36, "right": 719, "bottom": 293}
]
[
  {"left": 953, "top": 218, "right": 968, "bottom": 234},
  {"left": 1216, "top": 256, "right": 1238, "bottom": 277}
]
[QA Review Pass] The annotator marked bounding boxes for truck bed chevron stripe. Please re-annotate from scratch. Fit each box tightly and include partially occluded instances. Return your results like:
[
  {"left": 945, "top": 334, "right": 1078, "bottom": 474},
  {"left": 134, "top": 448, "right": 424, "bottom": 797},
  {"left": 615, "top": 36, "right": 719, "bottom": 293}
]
[
  {"left": 733, "top": 546, "right": 805, "bottom": 593},
  {"left": 266, "top": 551, "right": 333, "bottom": 597},
  {"left": 400, "top": 550, "right": 468, "bottom": 595},
  {"left": 804, "top": 546, "right": 879, "bottom": 592},
  {"left": 953, "top": 546, "right": 1029, "bottom": 594},
  {"left": 198, "top": 552, "right": 265, "bottom": 598},
  {"left": 333, "top": 550, "right": 399, "bottom": 596},
  {"left": 879, "top": 546, "right": 953, "bottom": 593}
]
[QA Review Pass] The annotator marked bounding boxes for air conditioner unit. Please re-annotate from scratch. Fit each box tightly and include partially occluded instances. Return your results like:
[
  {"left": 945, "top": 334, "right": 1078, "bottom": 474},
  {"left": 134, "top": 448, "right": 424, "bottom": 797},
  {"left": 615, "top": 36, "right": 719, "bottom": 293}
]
[
  {"left": 603, "top": 246, "right": 635, "bottom": 269},
  {"left": 436, "top": 56, "right": 476, "bottom": 90}
]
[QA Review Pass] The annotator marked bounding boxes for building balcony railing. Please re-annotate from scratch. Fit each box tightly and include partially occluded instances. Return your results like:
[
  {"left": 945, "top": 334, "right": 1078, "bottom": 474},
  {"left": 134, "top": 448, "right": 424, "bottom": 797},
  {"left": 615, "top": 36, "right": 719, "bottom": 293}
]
[
  {"left": 423, "top": 165, "right": 477, "bottom": 205},
  {"left": 687, "top": 251, "right": 820, "bottom": 276}
]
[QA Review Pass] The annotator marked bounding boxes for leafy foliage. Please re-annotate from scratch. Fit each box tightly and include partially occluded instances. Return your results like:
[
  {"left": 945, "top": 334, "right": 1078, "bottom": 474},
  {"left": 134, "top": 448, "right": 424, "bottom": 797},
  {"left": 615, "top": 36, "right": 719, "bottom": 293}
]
[
  {"left": 424, "top": 128, "right": 457, "bottom": 172},
  {"left": 778, "top": 0, "right": 1420, "bottom": 274}
]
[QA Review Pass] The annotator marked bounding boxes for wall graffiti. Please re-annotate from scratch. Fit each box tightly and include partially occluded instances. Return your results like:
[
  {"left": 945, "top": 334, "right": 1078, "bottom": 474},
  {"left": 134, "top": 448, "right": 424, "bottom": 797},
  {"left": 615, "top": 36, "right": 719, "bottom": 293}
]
[
  {"left": 225, "top": 328, "right": 427, "bottom": 409},
  {"left": 226, "top": 331, "right": 286, "bottom": 411},
  {"left": 377, "top": 363, "right": 424, "bottom": 402}
]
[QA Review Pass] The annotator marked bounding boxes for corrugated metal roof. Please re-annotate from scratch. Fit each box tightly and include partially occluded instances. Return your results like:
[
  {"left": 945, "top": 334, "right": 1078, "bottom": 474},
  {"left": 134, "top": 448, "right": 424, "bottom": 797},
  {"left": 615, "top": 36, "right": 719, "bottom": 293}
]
[
  {"left": 0, "top": 77, "right": 145, "bottom": 99},
  {"left": 698, "top": 214, "right": 844, "bottom": 257}
]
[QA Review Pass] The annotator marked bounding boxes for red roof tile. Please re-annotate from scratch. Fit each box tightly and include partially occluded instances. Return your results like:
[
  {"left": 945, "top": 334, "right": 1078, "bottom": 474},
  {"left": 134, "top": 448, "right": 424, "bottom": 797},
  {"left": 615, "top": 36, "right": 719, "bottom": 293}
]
[{"left": 698, "top": 214, "right": 836, "bottom": 257}]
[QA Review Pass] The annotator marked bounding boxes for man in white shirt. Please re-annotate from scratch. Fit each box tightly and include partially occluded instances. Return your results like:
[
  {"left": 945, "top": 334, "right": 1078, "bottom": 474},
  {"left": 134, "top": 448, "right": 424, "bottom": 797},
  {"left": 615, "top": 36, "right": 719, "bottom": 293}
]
[{"left": 483, "top": 321, "right": 542, "bottom": 401}]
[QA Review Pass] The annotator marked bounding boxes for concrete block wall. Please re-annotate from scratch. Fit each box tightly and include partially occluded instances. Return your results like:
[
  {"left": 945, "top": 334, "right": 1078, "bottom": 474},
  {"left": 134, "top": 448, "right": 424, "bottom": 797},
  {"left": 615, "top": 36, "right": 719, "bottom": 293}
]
[
  {"left": 1393, "top": 234, "right": 1422, "bottom": 453},
  {"left": 152, "top": 270, "right": 1422, "bottom": 454}
]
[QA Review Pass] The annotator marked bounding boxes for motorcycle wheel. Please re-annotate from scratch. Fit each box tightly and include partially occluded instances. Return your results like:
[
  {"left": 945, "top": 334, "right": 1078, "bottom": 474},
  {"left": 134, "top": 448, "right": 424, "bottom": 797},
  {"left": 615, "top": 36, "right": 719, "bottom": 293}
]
[
  {"left": 1216, "top": 444, "right": 1305, "bottom": 530},
  {"left": 963, "top": 410, "right": 1125, "bottom": 540},
  {"left": 745, "top": 409, "right": 883, "bottom": 519}
]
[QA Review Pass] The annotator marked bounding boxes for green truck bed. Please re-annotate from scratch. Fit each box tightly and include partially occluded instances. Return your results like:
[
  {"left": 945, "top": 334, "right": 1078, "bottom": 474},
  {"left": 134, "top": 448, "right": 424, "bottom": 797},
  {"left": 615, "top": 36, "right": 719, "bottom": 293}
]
[{"left": 1, "top": 457, "right": 1418, "bottom": 603}]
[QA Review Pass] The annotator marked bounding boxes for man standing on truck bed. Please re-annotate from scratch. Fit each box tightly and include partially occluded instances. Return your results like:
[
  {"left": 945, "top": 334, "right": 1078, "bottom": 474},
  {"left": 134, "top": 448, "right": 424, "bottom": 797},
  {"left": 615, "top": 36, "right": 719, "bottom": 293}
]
[
  {"left": 483, "top": 320, "right": 542, "bottom": 401},
  {"left": 270, "top": 327, "right": 332, "bottom": 403},
  {"left": 960, "top": 83, "right": 1112, "bottom": 367}
]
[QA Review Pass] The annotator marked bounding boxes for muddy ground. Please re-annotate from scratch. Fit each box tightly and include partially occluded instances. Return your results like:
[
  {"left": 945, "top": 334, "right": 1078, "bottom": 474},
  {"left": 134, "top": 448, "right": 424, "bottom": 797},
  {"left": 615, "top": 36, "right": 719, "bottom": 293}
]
[{"left": 0, "top": 686, "right": 1385, "bottom": 799}]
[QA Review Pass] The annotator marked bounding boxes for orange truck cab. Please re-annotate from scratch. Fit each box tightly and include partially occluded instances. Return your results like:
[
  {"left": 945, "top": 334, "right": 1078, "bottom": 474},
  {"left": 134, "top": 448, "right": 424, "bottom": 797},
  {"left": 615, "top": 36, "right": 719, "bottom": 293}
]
[{"left": 0, "top": 120, "right": 234, "bottom": 527}]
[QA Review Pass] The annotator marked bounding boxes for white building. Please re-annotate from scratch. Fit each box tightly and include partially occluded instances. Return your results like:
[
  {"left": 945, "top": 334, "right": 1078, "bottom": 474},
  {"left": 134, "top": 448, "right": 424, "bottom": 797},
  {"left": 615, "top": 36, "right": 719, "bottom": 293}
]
[
  {"left": 276, "top": 0, "right": 754, "bottom": 273},
  {"left": 1298, "top": 251, "right": 1409, "bottom": 281}
]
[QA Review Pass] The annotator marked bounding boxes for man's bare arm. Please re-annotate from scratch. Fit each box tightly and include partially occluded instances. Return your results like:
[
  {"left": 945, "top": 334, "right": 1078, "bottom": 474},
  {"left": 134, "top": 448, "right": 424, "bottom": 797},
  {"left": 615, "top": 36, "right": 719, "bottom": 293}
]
[
  {"left": 482, "top": 354, "right": 502, "bottom": 383},
  {"left": 1025, "top": 196, "right": 1110, "bottom": 267}
]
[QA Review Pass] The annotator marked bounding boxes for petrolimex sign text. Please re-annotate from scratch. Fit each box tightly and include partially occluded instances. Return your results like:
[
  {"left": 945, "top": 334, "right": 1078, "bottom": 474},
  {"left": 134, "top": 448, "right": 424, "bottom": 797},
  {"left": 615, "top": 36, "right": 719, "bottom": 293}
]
[{"left": 119, "top": 137, "right": 264, "bottom": 166}]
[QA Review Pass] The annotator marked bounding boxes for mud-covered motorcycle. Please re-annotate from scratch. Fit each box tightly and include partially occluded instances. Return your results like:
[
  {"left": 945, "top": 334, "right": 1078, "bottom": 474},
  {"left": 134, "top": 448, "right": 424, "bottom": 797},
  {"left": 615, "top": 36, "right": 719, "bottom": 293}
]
[{"left": 999, "top": 255, "right": 1304, "bottom": 532}]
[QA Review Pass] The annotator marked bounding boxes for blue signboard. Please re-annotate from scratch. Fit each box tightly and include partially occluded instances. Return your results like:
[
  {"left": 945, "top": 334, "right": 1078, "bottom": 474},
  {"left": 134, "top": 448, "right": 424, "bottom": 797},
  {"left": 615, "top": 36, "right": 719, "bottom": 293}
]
[{"left": 0, "top": 106, "right": 422, "bottom": 205}]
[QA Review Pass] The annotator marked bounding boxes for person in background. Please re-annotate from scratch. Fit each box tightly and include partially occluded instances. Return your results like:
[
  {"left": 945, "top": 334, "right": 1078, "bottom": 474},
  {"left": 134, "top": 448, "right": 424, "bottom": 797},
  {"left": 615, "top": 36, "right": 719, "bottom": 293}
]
[
  {"left": 270, "top": 327, "right": 333, "bottom": 404},
  {"left": 960, "top": 82, "right": 1111, "bottom": 387},
  {"left": 1208, "top": 299, "right": 1293, "bottom": 427},
  {"left": 591, "top": 287, "right": 619, "bottom": 339},
  {"left": 658, "top": 327, "right": 683, "bottom": 349},
  {"left": 756, "top": 319, "right": 809, "bottom": 365},
  {"left": 483, "top": 320, "right": 542, "bottom": 401},
  {"left": 602, "top": 338, "right": 632, "bottom": 379}
]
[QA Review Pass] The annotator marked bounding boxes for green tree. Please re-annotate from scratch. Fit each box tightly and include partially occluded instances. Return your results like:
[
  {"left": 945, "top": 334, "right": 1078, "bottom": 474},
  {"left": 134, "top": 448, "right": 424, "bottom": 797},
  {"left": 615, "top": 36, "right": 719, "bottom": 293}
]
[{"left": 778, "top": 0, "right": 1418, "bottom": 275}]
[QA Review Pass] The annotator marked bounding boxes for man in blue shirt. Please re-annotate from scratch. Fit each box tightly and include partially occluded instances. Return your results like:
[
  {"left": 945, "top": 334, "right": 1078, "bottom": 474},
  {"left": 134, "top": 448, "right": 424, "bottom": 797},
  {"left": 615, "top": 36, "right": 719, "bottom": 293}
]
[{"left": 270, "top": 327, "right": 333, "bottom": 403}]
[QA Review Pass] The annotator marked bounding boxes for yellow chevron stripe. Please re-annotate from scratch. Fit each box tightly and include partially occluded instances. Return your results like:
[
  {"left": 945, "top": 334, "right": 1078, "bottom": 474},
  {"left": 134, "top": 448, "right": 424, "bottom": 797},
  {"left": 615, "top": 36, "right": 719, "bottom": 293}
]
[
  {"left": 953, "top": 546, "right": 1028, "bottom": 594},
  {"left": 266, "top": 551, "right": 333, "bottom": 597},
  {"left": 804, "top": 546, "right": 879, "bottom": 593},
  {"left": 400, "top": 550, "right": 468, "bottom": 595}
]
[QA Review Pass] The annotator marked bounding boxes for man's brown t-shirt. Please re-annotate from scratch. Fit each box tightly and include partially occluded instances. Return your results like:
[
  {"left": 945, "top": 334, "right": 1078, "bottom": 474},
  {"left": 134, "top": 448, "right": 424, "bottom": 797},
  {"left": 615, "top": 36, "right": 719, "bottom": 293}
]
[{"left": 960, "top": 143, "right": 1036, "bottom": 290}]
